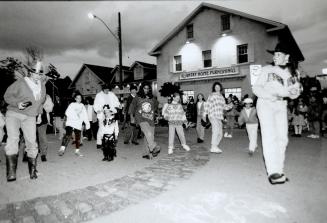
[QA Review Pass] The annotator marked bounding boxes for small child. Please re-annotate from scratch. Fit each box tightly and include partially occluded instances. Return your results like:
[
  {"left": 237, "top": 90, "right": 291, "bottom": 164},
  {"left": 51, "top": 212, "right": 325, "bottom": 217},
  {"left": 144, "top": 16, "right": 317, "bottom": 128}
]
[
  {"left": 291, "top": 99, "right": 307, "bottom": 137},
  {"left": 99, "top": 104, "right": 119, "bottom": 161},
  {"left": 238, "top": 98, "right": 258, "bottom": 156},
  {"left": 224, "top": 96, "right": 237, "bottom": 138},
  {"left": 58, "top": 93, "right": 90, "bottom": 157},
  {"left": 162, "top": 92, "right": 190, "bottom": 155}
]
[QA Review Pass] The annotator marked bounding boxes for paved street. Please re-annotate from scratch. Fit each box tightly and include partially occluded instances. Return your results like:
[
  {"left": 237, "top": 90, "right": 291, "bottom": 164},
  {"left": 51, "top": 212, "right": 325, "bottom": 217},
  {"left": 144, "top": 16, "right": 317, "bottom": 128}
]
[{"left": 0, "top": 127, "right": 326, "bottom": 223}]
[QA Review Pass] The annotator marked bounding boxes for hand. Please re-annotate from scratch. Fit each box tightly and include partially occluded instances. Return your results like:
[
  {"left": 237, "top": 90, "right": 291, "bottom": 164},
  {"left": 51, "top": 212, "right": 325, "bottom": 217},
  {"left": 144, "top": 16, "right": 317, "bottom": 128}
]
[{"left": 18, "top": 102, "right": 27, "bottom": 110}]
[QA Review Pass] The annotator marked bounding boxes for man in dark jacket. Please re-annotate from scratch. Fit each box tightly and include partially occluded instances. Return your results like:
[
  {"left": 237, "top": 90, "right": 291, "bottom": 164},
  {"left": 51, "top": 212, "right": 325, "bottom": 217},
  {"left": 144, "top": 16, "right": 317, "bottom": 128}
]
[{"left": 123, "top": 84, "right": 139, "bottom": 145}]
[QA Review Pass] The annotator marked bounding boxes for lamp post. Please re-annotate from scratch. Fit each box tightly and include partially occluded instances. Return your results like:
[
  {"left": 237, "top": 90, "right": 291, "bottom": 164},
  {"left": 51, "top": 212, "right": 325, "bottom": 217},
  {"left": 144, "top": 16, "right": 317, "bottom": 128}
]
[{"left": 88, "top": 12, "right": 123, "bottom": 89}]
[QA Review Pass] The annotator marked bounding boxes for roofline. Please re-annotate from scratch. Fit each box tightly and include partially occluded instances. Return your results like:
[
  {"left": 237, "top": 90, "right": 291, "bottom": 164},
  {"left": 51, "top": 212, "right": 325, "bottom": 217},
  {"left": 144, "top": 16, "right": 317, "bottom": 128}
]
[
  {"left": 129, "top": 61, "right": 157, "bottom": 70},
  {"left": 149, "top": 2, "right": 286, "bottom": 56},
  {"left": 68, "top": 64, "right": 87, "bottom": 89}
]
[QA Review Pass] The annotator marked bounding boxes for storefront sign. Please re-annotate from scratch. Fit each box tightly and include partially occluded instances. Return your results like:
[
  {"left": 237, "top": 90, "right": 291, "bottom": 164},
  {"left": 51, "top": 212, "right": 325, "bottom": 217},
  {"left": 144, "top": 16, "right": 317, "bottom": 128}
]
[{"left": 179, "top": 66, "right": 239, "bottom": 80}]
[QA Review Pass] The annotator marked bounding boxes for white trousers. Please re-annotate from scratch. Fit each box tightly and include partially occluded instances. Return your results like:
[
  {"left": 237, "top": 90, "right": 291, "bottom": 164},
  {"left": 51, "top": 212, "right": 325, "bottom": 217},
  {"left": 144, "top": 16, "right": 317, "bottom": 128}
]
[
  {"left": 208, "top": 117, "right": 223, "bottom": 149},
  {"left": 256, "top": 99, "right": 288, "bottom": 176},
  {"left": 245, "top": 123, "right": 258, "bottom": 152}
]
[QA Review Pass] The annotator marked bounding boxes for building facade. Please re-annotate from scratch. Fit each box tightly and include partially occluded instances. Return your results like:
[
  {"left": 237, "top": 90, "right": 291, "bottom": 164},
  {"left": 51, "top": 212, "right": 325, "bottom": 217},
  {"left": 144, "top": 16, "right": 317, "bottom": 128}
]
[{"left": 149, "top": 3, "right": 304, "bottom": 104}]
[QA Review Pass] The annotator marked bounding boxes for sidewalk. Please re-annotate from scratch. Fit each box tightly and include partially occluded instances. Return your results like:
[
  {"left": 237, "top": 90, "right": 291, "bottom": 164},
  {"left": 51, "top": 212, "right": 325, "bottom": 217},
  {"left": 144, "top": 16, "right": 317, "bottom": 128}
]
[{"left": 0, "top": 127, "right": 326, "bottom": 223}]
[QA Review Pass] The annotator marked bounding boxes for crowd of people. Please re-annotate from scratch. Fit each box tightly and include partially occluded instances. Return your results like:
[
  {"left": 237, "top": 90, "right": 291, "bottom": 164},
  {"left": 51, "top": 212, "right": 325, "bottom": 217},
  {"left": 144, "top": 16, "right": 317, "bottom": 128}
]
[{"left": 0, "top": 42, "right": 327, "bottom": 186}]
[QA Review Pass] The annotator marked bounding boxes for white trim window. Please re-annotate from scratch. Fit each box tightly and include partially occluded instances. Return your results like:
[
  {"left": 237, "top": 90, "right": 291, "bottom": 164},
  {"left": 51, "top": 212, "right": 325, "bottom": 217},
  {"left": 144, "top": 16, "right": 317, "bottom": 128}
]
[
  {"left": 174, "top": 55, "right": 182, "bottom": 72},
  {"left": 202, "top": 50, "right": 212, "bottom": 68},
  {"left": 186, "top": 24, "right": 194, "bottom": 39},
  {"left": 237, "top": 44, "right": 248, "bottom": 64}
]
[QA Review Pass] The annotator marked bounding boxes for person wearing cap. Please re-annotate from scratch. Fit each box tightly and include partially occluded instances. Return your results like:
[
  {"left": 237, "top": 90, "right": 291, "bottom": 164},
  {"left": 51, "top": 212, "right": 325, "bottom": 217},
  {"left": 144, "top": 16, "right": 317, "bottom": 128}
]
[
  {"left": 238, "top": 97, "right": 258, "bottom": 156},
  {"left": 123, "top": 84, "right": 139, "bottom": 145},
  {"left": 252, "top": 42, "right": 301, "bottom": 185},
  {"left": 93, "top": 83, "right": 121, "bottom": 149},
  {"left": 3, "top": 60, "right": 46, "bottom": 182}
]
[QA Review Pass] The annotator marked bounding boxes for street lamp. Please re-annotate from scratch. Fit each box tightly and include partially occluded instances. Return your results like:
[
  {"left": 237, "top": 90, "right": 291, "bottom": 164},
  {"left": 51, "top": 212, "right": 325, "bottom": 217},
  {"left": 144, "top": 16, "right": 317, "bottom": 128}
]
[{"left": 88, "top": 12, "right": 123, "bottom": 89}]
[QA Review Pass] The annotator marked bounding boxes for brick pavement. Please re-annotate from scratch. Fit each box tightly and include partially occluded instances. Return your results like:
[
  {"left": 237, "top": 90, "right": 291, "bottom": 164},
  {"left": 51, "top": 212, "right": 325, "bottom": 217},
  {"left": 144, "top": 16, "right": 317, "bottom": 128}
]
[{"left": 0, "top": 144, "right": 210, "bottom": 223}]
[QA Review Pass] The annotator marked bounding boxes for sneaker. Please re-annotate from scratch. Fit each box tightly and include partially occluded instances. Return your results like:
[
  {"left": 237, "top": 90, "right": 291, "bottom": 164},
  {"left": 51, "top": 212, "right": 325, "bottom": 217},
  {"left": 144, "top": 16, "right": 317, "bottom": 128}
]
[
  {"left": 132, "top": 141, "right": 139, "bottom": 145},
  {"left": 210, "top": 147, "right": 222, "bottom": 154},
  {"left": 58, "top": 146, "right": 65, "bottom": 156},
  {"left": 227, "top": 134, "right": 232, "bottom": 138},
  {"left": 182, "top": 144, "right": 190, "bottom": 151},
  {"left": 312, "top": 135, "right": 320, "bottom": 139},
  {"left": 268, "top": 173, "right": 288, "bottom": 185},
  {"left": 224, "top": 132, "right": 229, "bottom": 138},
  {"left": 142, "top": 154, "right": 151, "bottom": 159},
  {"left": 75, "top": 150, "right": 84, "bottom": 157},
  {"left": 248, "top": 151, "right": 254, "bottom": 157},
  {"left": 151, "top": 145, "right": 161, "bottom": 157},
  {"left": 307, "top": 134, "right": 314, "bottom": 138},
  {"left": 41, "top": 155, "right": 47, "bottom": 162},
  {"left": 96, "top": 144, "right": 102, "bottom": 149},
  {"left": 168, "top": 147, "right": 174, "bottom": 155},
  {"left": 197, "top": 138, "right": 204, "bottom": 143}
]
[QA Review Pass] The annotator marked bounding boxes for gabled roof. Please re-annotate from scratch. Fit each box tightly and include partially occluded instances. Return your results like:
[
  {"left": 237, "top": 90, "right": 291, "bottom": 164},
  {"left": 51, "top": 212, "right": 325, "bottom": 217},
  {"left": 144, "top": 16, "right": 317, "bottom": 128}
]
[
  {"left": 69, "top": 64, "right": 114, "bottom": 88},
  {"left": 149, "top": 2, "right": 303, "bottom": 59},
  {"left": 129, "top": 61, "right": 157, "bottom": 70},
  {"left": 111, "top": 65, "right": 131, "bottom": 74}
]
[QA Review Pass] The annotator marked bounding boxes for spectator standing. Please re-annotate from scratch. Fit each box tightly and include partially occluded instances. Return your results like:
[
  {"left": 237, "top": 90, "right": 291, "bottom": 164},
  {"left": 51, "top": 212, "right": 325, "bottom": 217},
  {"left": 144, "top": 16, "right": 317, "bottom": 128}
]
[
  {"left": 93, "top": 84, "right": 121, "bottom": 149},
  {"left": 224, "top": 96, "right": 237, "bottom": 138},
  {"left": 52, "top": 95, "right": 66, "bottom": 140},
  {"left": 129, "top": 82, "right": 161, "bottom": 159},
  {"left": 123, "top": 84, "right": 139, "bottom": 145},
  {"left": 291, "top": 98, "right": 308, "bottom": 137},
  {"left": 307, "top": 95, "right": 322, "bottom": 139},
  {"left": 4, "top": 60, "right": 46, "bottom": 181},
  {"left": 195, "top": 93, "right": 206, "bottom": 143},
  {"left": 36, "top": 94, "right": 54, "bottom": 162},
  {"left": 252, "top": 42, "right": 301, "bottom": 184},
  {"left": 85, "top": 97, "right": 98, "bottom": 141}
]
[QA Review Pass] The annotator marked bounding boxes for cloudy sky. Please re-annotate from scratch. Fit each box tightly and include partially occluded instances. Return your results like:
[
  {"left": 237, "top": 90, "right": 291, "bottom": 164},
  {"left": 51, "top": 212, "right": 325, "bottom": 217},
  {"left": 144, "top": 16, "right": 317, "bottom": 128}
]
[{"left": 0, "top": 0, "right": 326, "bottom": 79}]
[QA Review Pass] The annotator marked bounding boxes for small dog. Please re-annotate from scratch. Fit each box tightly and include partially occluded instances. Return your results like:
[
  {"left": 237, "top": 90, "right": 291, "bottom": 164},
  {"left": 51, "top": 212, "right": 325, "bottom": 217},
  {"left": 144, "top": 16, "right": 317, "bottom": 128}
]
[{"left": 102, "top": 133, "right": 117, "bottom": 161}]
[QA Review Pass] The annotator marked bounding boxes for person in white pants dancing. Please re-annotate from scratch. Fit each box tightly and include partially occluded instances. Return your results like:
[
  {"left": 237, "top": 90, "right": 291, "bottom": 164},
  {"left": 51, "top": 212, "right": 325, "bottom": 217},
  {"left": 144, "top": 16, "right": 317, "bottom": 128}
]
[{"left": 252, "top": 42, "right": 301, "bottom": 185}]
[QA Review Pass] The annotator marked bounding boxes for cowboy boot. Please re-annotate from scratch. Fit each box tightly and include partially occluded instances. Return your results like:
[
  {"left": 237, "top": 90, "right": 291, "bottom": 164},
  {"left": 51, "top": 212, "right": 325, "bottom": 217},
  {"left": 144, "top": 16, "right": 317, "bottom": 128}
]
[
  {"left": 6, "top": 155, "right": 18, "bottom": 182},
  {"left": 27, "top": 157, "right": 38, "bottom": 180}
]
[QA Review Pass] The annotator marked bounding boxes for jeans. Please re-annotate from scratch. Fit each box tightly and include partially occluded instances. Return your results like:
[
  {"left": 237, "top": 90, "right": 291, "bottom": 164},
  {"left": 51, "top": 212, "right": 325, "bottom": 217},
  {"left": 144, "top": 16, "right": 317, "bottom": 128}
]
[
  {"left": 139, "top": 122, "right": 157, "bottom": 155},
  {"left": 245, "top": 123, "right": 258, "bottom": 152},
  {"left": 168, "top": 124, "right": 186, "bottom": 148},
  {"left": 37, "top": 124, "right": 48, "bottom": 156},
  {"left": 5, "top": 110, "right": 38, "bottom": 158},
  {"left": 124, "top": 122, "right": 139, "bottom": 143}
]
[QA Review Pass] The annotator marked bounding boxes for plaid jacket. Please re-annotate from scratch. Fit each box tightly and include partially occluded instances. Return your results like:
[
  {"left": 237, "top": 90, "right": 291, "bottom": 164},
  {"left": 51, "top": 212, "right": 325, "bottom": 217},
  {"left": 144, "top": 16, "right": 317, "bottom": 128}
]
[
  {"left": 204, "top": 92, "right": 226, "bottom": 120},
  {"left": 162, "top": 102, "right": 187, "bottom": 125}
]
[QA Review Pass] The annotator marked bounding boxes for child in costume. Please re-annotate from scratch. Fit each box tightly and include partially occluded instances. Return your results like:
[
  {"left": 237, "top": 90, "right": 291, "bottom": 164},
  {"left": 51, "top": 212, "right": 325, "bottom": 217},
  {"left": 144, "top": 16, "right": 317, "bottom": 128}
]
[
  {"left": 238, "top": 98, "right": 258, "bottom": 156},
  {"left": 98, "top": 104, "right": 119, "bottom": 161},
  {"left": 162, "top": 92, "right": 190, "bottom": 155}
]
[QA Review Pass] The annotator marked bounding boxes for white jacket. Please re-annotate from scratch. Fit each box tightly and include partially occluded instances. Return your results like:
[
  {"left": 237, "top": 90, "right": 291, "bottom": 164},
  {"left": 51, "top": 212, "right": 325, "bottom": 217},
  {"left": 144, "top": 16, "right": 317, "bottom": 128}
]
[
  {"left": 65, "top": 102, "right": 90, "bottom": 130},
  {"left": 93, "top": 91, "right": 121, "bottom": 118}
]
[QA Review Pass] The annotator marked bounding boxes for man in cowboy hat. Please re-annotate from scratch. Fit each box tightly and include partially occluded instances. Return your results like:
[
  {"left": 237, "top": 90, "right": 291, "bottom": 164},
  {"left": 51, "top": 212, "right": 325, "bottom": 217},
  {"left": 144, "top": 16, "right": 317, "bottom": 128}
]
[{"left": 252, "top": 42, "right": 301, "bottom": 185}]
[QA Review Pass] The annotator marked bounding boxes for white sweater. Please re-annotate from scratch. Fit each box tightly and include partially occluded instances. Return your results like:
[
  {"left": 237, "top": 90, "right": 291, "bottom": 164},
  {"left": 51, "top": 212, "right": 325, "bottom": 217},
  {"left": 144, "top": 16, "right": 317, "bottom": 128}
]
[
  {"left": 65, "top": 102, "right": 90, "bottom": 130},
  {"left": 93, "top": 91, "right": 121, "bottom": 118},
  {"left": 252, "top": 65, "right": 300, "bottom": 101}
]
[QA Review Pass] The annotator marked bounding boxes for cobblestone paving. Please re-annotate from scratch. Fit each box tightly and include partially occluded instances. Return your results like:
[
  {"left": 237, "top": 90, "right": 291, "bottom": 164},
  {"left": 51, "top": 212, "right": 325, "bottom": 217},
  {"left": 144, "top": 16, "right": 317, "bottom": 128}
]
[{"left": 0, "top": 145, "right": 210, "bottom": 223}]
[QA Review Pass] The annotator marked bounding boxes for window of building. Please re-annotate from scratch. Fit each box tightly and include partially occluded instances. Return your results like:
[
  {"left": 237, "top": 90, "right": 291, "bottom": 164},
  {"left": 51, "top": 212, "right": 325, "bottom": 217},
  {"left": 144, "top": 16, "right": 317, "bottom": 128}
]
[
  {"left": 174, "top": 55, "right": 182, "bottom": 72},
  {"left": 182, "top": 90, "right": 194, "bottom": 104},
  {"left": 221, "top": 15, "right": 230, "bottom": 31},
  {"left": 134, "top": 65, "right": 144, "bottom": 80},
  {"left": 224, "top": 88, "right": 242, "bottom": 100},
  {"left": 186, "top": 24, "right": 194, "bottom": 39},
  {"left": 202, "top": 50, "right": 212, "bottom": 68},
  {"left": 237, "top": 44, "right": 248, "bottom": 63}
]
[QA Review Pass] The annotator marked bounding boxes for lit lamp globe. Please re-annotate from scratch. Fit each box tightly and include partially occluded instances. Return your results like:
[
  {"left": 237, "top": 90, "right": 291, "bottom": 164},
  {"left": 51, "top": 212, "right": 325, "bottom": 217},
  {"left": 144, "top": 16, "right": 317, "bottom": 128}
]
[
  {"left": 88, "top": 13, "right": 95, "bottom": 19},
  {"left": 322, "top": 68, "right": 327, "bottom": 74}
]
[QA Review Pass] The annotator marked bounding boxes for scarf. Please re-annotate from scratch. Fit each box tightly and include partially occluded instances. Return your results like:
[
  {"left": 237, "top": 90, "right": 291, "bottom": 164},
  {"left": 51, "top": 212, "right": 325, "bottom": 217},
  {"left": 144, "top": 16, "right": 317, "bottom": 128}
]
[{"left": 24, "top": 77, "right": 42, "bottom": 100}]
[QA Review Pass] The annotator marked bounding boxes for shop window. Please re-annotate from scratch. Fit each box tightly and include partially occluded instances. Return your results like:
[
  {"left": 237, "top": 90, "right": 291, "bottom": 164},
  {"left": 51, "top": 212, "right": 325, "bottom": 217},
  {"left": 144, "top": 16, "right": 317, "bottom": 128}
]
[
  {"left": 237, "top": 44, "right": 248, "bottom": 63},
  {"left": 186, "top": 24, "right": 194, "bottom": 39},
  {"left": 224, "top": 88, "right": 242, "bottom": 100},
  {"left": 221, "top": 15, "right": 230, "bottom": 31},
  {"left": 182, "top": 90, "right": 194, "bottom": 104},
  {"left": 202, "top": 50, "right": 212, "bottom": 68},
  {"left": 174, "top": 55, "right": 182, "bottom": 72}
]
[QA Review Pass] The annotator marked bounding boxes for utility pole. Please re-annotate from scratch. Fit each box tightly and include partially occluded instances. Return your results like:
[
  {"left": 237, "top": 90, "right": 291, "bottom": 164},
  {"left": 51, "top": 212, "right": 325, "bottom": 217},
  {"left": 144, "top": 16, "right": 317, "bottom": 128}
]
[{"left": 118, "top": 12, "right": 123, "bottom": 90}]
